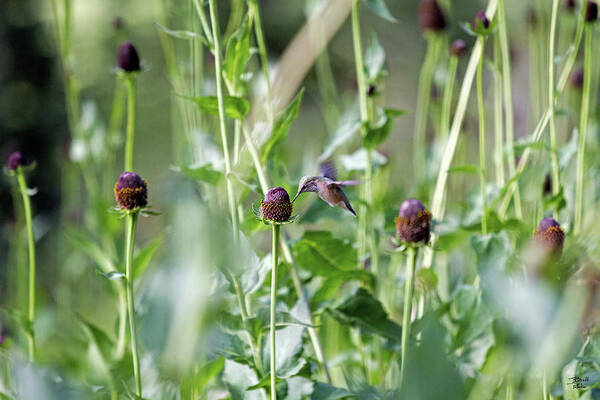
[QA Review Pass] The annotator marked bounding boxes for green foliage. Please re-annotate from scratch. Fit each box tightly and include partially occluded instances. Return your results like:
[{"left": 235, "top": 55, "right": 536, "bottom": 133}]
[
  {"left": 179, "top": 94, "right": 250, "bottom": 119},
  {"left": 261, "top": 88, "right": 305, "bottom": 163}
]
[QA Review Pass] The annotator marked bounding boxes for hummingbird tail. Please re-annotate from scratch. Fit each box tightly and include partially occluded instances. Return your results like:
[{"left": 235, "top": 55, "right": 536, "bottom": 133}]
[{"left": 343, "top": 198, "right": 357, "bottom": 217}]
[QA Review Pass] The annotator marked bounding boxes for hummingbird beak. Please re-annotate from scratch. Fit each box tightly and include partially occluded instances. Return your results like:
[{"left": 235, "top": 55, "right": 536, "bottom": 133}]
[{"left": 292, "top": 191, "right": 300, "bottom": 202}]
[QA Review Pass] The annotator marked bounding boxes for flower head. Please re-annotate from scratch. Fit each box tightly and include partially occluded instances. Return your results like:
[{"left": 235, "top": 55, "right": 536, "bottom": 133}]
[
  {"left": 261, "top": 187, "right": 293, "bottom": 222},
  {"left": 395, "top": 198, "right": 432, "bottom": 244},
  {"left": 571, "top": 67, "right": 584, "bottom": 89},
  {"left": 473, "top": 11, "right": 490, "bottom": 31},
  {"left": 117, "top": 41, "right": 141, "bottom": 72},
  {"left": 418, "top": 0, "right": 447, "bottom": 32},
  {"left": 450, "top": 40, "right": 468, "bottom": 57},
  {"left": 7, "top": 151, "right": 26, "bottom": 171},
  {"left": 587, "top": 1, "right": 598, "bottom": 22},
  {"left": 533, "top": 217, "right": 565, "bottom": 255},
  {"left": 114, "top": 171, "right": 148, "bottom": 210}
]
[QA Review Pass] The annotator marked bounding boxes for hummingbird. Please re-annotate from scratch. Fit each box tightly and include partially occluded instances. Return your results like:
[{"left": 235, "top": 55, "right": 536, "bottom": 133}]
[{"left": 292, "top": 175, "right": 361, "bottom": 217}]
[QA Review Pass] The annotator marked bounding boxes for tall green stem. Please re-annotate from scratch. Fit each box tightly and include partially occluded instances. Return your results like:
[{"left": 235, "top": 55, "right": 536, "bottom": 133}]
[
  {"left": 400, "top": 247, "right": 417, "bottom": 387},
  {"left": 574, "top": 26, "right": 593, "bottom": 235},
  {"left": 270, "top": 224, "right": 280, "bottom": 400},
  {"left": 124, "top": 76, "right": 137, "bottom": 171},
  {"left": 441, "top": 55, "right": 458, "bottom": 144},
  {"left": 16, "top": 171, "right": 36, "bottom": 362},
  {"left": 351, "top": 0, "right": 376, "bottom": 271},
  {"left": 548, "top": 0, "right": 561, "bottom": 205},
  {"left": 208, "top": 0, "right": 239, "bottom": 240},
  {"left": 125, "top": 212, "right": 142, "bottom": 396},
  {"left": 477, "top": 37, "right": 488, "bottom": 235},
  {"left": 493, "top": 36, "right": 505, "bottom": 186},
  {"left": 248, "top": 0, "right": 274, "bottom": 124}
]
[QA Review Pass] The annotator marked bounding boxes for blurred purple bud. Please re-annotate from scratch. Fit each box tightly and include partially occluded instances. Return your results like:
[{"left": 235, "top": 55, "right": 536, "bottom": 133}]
[
  {"left": 114, "top": 171, "right": 148, "bottom": 210},
  {"left": 533, "top": 217, "right": 565, "bottom": 255},
  {"left": 395, "top": 198, "right": 432, "bottom": 243},
  {"left": 117, "top": 41, "right": 140, "bottom": 72},
  {"left": 587, "top": 1, "right": 598, "bottom": 22},
  {"left": 450, "top": 39, "right": 468, "bottom": 57},
  {"left": 418, "top": 0, "right": 447, "bottom": 31},
  {"left": 473, "top": 11, "right": 490, "bottom": 30},
  {"left": 7, "top": 151, "right": 26, "bottom": 171}
]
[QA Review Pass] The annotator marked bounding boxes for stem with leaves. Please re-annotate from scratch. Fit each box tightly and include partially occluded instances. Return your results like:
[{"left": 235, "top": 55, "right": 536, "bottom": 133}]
[
  {"left": 441, "top": 54, "right": 458, "bottom": 144},
  {"left": 548, "top": 0, "right": 561, "bottom": 206},
  {"left": 124, "top": 75, "right": 137, "bottom": 171},
  {"left": 270, "top": 224, "right": 280, "bottom": 400},
  {"left": 208, "top": 0, "right": 239, "bottom": 241},
  {"left": 16, "top": 170, "right": 36, "bottom": 362},
  {"left": 476, "top": 37, "right": 488, "bottom": 235},
  {"left": 248, "top": 0, "right": 274, "bottom": 124},
  {"left": 124, "top": 212, "right": 142, "bottom": 396},
  {"left": 493, "top": 35, "right": 505, "bottom": 186},
  {"left": 400, "top": 246, "right": 417, "bottom": 387},
  {"left": 574, "top": 25, "right": 593, "bottom": 235}
]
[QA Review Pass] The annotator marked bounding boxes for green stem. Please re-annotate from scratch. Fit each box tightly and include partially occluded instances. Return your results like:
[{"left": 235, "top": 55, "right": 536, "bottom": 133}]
[
  {"left": 270, "top": 224, "right": 280, "bottom": 400},
  {"left": 192, "top": 0, "right": 214, "bottom": 44},
  {"left": 548, "top": 0, "right": 561, "bottom": 206},
  {"left": 441, "top": 55, "right": 458, "bottom": 144},
  {"left": 498, "top": 0, "right": 522, "bottom": 219},
  {"left": 248, "top": 0, "right": 274, "bottom": 123},
  {"left": 125, "top": 212, "right": 142, "bottom": 396},
  {"left": 114, "top": 287, "right": 128, "bottom": 360},
  {"left": 124, "top": 75, "right": 137, "bottom": 171},
  {"left": 400, "top": 247, "right": 417, "bottom": 387},
  {"left": 208, "top": 0, "right": 239, "bottom": 240},
  {"left": 16, "top": 170, "right": 35, "bottom": 362},
  {"left": 477, "top": 37, "right": 487, "bottom": 235},
  {"left": 493, "top": 35, "right": 505, "bottom": 186},
  {"left": 574, "top": 26, "right": 593, "bottom": 235}
]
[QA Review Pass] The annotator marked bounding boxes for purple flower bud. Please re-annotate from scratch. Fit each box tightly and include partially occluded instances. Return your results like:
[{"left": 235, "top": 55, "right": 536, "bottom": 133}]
[
  {"left": 367, "top": 84, "right": 377, "bottom": 97},
  {"left": 473, "top": 11, "right": 490, "bottom": 31},
  {"left": 533, "top": 217, "right": 565, "bottom": 255},
  {"left": 114, "top": 171, "right": 148, "bottom": 210},
  {"left": 117, "top": 42, "right": 140, "bottom": 72},
  {"left": 418, "top": 0, "right": 447, "bottom": 32},
  {"left": 261, "top": 187, "right": 293, "bottom": 222},
  {"left": 571, "top": 67, "right": 584, "bottom": 89},
  {"left": 395, "top": 198, "right": 432, "bottom": 243},
  {"left": 320, "top": 161, "right": 338, "bottom": 181},
  {"left": 7, "top": 151, "right": 26, "bottom": 171},
  {"left": 450, "top": 40, "right": 468, "bottom": 57},
  {"left": 565, "top": 0, "right": 577, "bottom": 11},
  {"left": 586, "top": 1, "right": 598, "bottom": 22}
]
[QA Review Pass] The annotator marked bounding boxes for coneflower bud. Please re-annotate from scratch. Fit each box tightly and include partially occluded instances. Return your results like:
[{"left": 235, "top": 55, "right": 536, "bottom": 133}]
[
  {"left": 367, "top": 84, "right": 377, "bottom": 97},
  {"left": 473, "top": 11, "right": 490, "bottom": 31},
  {"left": 395, "top": 198, "right": 432, "bottom": 244},
  {"left": 7, "top": 151, "right": 26, "bottom": 171},
  {"left": 565, "top": 0, "right": 576, "bottom": 11},
  {"left": 450, "top": 40, "right": 468, "bottom": 57},
  {"left": 571, "top": 67, "right": 584, "bottom": 89},
  {"left": 418, "top": 0, "right": 447, "bottom": 32},
  {"left": 261, "top": 187, "right": 293, "bottom": 222},
  {"left": 117, "top": 41, "right": 140, "bottom": 72},
  {"left": 320, "top": 161, "right": 338, "bottom": 181},
  {"left": 114, "top": 171, "right": 148, "bottom": 210},
  {"left": 533, "top": 217, "right": 565, "bottom": 255},
  {"left": 586, "top": 1, "right": 598, "bottom": 22}
]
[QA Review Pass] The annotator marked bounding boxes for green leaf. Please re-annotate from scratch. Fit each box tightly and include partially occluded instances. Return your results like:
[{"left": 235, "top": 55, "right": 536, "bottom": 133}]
[
  {"left": 328, "top": 288, "right": 402, "bottom": 341},
  {"left": 311, "top": 382, "right": 355, "bottom": 400},
  {"left": 3, "top": 308, "right": 33, "bottom": 337},
  {"left": 470, "top": 232, "right": 511, "bottom": 273},
  {"left": 223, "top": 16, "right": 251, "bottom": 93},
  {"left": 293, "top": 231, "right": 372, "bottom": 283},
  {"left": 364, "top": 31, "right": 386, "bottom": 82},
  {"left": 179, "top": 164, "right": 222, "bottom": 185},
  {"left": 319, "top": 110, "right": 362, "bottom": 162},
  {"left": 77, "top": 314, "right": 114, "bottom": 374},
  {"left": 99, "top": 271, "right": 126, "bottom": 281},
  {"left": 543, "top": 186, "right": 567, "bottom": 213},
  {"left": 133, "top": 234, "right": 164, "bottom": 277},
  {"left": 65, "top": 228, "right": 116, "bottom": 274},
  {"left": 261, "top": 88, "right": 304, "bottom": 162},
  {"left": 339, "top": 148, "right": 388, "bottom": 172},
  {"left": 363, "top": 108, "right": 405, "bottom": 149},
  {"left": 448, "top": 164, "right": 480, "bottom": 174},
  {"left": 179, "top": 95, "right": 250, "bottom": 119},
  {"left": 260, "top": 325, "right": 307, "bottom": 379},
  {"left": 155, "top": 22, "right": 205, "bottom": 42},
  {"left": 180, "top": 357, "right": 225, "bottom": 398},
  {"left": 362, "top": 0, "right": 396, "bottom": 22},
  {"left": 222, "top": 359, "right": 267, "bottom": 400}
]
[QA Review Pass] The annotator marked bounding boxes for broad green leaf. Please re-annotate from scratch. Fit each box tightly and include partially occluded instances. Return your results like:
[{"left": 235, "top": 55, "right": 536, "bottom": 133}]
[
  {"left": 450, "top": 286, "right": 478, "bottom": 320},
  {"left": 363, "top": 108, "right": 405, "bottom": 149},
  {"left": 319, "top": 108, "right": 362, "bottom": 162},
  {"left": 293, "top": 231, "right": 372, "bottom": 283},
  {"left": 543, "top": 186, "right": 566, "bottom": 213},
  {"left": 470, "top": 232, "right": 511, "bottom": 273},
  {"left": 362, "top": 0, "right": 396, "bottom": 22},
  {"left": 261, "top": 88, "right": 304, "bottom": 162},
  {"left": 223, "top": 16, "right": 251, "bottom": 93},
  {"left": 260, "top": 325, "right": 306, "bottom": 379},
  {"left": 448, "top": 164, "right": 480, "bottom": 174},
  {"left": 179, "top": 95, "right": 250, "bottom": 119},
  {"left": 179, "top": 164, "right": 222, "bottom": 185},
  {"left": 328, "top": 288, "right": 401, "bottom": 341},
  {"left": 339, "top": 148, "right": 388, "bottom": 172},
  {"left": 364, "top": 31, "right": 386, "bottom": 82},
  {"left": 77, "top": 315, "right": 114, "bottom": 377},
  {"left": 310, "top": 382, "right": 354, "bottom": 400},
  {"left": 65, "top": 228, "right": 116, "bottom": 273},
  {"left": 222, "top": 359, "right": 267, "bottom": 400},
  {"left": 180, "top": 357, "right": 225, "bottom": 398},
  {"left": 133, "top": 234, "right": 164, "bottom": 277},
  {"left": 3, "top": 308, "right": 33, "bottom": 337}
]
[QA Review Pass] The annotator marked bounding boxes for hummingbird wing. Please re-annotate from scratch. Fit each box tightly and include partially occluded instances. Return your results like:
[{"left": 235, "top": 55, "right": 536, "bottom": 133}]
[
  {"left": 331, "top": 184, "right": 357, "bottom": 217},
  {"left": 332, "top": 180, "right": 361, "bottom": 186}
]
